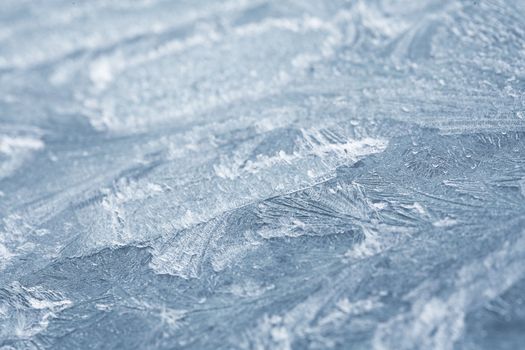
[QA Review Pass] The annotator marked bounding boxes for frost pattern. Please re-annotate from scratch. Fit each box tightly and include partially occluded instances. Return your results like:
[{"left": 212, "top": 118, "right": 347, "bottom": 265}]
[{"left": 1, "top": 0, "right": 525, "bottom": 349}]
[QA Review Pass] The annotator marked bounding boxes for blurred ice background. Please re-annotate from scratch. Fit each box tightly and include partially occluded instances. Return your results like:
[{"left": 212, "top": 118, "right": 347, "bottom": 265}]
[{"left": 1, "top": 0, "right": 525, "bottom": 349}]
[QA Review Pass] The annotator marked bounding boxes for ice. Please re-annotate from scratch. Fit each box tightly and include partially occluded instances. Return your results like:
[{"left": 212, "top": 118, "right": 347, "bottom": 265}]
[{"left": 1, "top": 0, "right": 525, "bottom": 349}]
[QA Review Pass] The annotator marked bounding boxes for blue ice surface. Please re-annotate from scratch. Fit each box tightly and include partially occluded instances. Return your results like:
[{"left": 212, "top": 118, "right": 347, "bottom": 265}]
[{"left": 1, "top": 0, "right": 525, "bottom": 349}]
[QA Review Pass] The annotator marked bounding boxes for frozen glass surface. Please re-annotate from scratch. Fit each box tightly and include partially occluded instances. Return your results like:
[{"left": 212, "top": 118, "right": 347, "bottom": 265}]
[{"left": 1, "top": 1, "right": 525, "bottom": 349}]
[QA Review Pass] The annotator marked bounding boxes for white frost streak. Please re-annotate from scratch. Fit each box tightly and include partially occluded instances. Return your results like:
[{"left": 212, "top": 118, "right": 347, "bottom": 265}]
[
  {"left": 214, "top": 134, "right": 388, "bottom": 180},
  {"left": 0, "top": 135, "right": 44, "bottom": 180},
  {"left": 0, "top": 282, "right": 72, "bottom": 340},
  {"left": 0, "top": 136, "right": 44, "bottom": 154}
]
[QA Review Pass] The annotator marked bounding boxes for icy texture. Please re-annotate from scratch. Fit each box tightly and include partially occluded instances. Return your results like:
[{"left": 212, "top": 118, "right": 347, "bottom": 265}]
[{"left": 1, "top": 0, "right": 525, "bottom": 349}]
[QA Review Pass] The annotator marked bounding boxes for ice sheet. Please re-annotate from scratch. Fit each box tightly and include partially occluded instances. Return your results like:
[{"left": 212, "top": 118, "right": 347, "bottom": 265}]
[{"left": 1, "top": 0, "right": 525, "bottom": 349}]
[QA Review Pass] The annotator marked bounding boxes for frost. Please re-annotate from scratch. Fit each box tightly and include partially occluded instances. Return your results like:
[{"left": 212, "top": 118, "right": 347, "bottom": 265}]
[
  {"left": 0, "top": 131, "right": 44, "bottom": 180},
  {"left": 0, "top": 282, "right": 72, "bottom": 341},
  {"left": 1, "top": 0, "right": 525, "bottom": 349}
]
